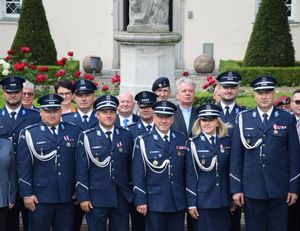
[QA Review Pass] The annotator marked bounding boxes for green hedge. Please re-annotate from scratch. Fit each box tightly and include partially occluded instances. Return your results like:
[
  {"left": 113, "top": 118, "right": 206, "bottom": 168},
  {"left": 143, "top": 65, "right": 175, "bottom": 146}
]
[{"left": 219, "top": 60, "right": 300, "bottom": 86}]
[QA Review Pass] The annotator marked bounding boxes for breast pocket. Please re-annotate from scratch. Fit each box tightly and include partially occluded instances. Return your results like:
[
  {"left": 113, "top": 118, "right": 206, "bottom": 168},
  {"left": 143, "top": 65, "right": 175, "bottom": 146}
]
[
  {"left": 244, "top": 130, "right": 257, "bottom": 138},
  {"left": 0, "top": 125, "right": 9, "bottom": 136},
  {"left": 34, "top": 143, "right": 53, "bottom": 154}
]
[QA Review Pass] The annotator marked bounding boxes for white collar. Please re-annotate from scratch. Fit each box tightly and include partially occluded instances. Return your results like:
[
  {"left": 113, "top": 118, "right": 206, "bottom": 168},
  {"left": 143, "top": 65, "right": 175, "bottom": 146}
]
[
  {"left": 6, "top": 105, "right": 21, "bottom": 115},
  {"left": 78, "top": 109, "right": 93, "bottom": 120},
  {"left": 155, "top": 128, "right": 170, "bottom": 142},
  {"left": 257, "top": 106, "right": 273, "bottom": 119}
]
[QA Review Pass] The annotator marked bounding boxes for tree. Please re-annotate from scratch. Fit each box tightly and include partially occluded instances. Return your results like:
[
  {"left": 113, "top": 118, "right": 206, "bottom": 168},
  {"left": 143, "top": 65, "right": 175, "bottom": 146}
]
[
  {"left": 11, "top": 0, "right": 57, "bottom": 65},
  {"left": 244, "top": 0, "right": 295, "bottom": 67}
]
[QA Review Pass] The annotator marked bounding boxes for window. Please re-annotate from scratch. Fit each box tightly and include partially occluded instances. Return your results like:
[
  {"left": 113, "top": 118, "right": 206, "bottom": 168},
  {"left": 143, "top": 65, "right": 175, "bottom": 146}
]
[
  {"left": 3, "top": 0, "right": 22, "bottom": 19},
  {"left": 256, "top": 0, "right": 296, "bottom": 22}
]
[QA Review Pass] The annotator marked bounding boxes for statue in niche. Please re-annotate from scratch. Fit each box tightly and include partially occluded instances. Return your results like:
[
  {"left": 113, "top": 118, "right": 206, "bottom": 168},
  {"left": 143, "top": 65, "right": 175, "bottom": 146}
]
[{"left": 128, "top": 0, "right": 170, "bottom": 32}]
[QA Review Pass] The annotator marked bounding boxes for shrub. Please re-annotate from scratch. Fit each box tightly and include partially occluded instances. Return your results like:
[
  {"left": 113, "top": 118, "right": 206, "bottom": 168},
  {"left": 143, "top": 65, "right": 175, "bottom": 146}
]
[
  {"left": 11, "top": 0, "right": 57, "bottom": 65},
  {"left": 244, "top": 0, "right": 295, "bottom": 67}
]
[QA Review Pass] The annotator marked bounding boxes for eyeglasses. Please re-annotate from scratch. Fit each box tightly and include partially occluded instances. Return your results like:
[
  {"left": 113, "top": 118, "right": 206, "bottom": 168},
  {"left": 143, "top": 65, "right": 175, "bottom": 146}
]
[
  {"left": 58, "top": 92, "right": 72, "bottom": 97},
  {"left": 292, "top": 100, "right": 300, "bottom": 105},
  {"left": 23, "top": 92, "right": 34, "bottom": 97}
]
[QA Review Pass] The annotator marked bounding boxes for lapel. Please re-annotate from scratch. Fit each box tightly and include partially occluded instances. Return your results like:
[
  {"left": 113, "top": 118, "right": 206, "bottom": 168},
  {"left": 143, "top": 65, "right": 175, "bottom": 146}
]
[
  {"left": 88, "top": 112, "right": 98, "bottom": 128},
  {"left": 115, "top": 115, "right": 121, "bottom": 127},
  {"left": 57, "top": 123, "right": 67, "bottom": 144},
  {"left": 200, "top": 132, "right": 218, "bottom": 154},
  {"left": 253, "top": 108, "right": 265, "bottom": 131},
  {"left": 111, "top": 127, "right": 121, "bottom": 151},
  {"left": 7, "top": 107, "right": 27, "bottom": 130},
  {"left": 266, "top": 108, "right": 280, "bottom": 132},
  {"left": 1, "top": 108, "right": 14, "bottom": 130},
  {"left": 176, "top": 106, "right": 188, "bottom": 134},
  {"left": 40, "top": 123, "right": 57, "bottom": 143},
  {"left": 188, "top": 107, "right": 197, "bottom": 135},
  {"left": 169, "top": 130, "right": 177, "bottom": 153},
  {"left": 73, "top": 112, "right": 86, "bottom": 131}
]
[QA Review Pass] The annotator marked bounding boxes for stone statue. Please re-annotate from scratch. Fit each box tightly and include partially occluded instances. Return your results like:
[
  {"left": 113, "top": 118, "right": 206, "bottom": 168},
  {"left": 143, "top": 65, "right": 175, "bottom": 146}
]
[{"left": 128, "top": 0, "right": 170, "bottom": 33}]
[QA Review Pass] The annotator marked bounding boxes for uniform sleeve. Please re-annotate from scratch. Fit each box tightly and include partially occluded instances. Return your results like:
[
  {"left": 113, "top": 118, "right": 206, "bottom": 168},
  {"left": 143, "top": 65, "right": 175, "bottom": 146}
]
[
  {"left": 16, "top": 129, "right": 34, "bottom": 197},
  {"left": 287, "top": 116, "right": 300, "bottom": 193},
  {"left": 8, "top": 141, "right": 17, "bottom": 204},
  {"left": 229, "top": 114, "right": 244, "bottom": 194},
  {"left": 132, "top": 137, "right": 147, "bottom": 206},
  {"left": 185, "top": 139, "right": 198, "bottom": 208},
  {"left": 75, "top": 133, "right": 90, "bottom": 202}
]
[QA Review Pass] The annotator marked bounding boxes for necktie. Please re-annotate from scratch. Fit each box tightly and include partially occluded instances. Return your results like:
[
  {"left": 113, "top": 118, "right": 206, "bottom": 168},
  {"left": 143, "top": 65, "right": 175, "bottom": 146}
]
[
  {"left": 225, "top": 106, "right": 230, "bottom": 119},
  {"left": 146, "top": 125, "right": 152, "bottom": 133},
  {"left": 123, "top": 118, "right": 129, "bottom": 128},
  {"left": 106, "top": 131, "right": 112, "bottom": 147},
  {"left": 262, "top": 114, "right": 268, "bottom": 128},
  {"left": 83, "top": 115, "right": 88, "bottom": 123},
  {"left": 210, "top": 136, "right": 216, "bottom": 146},
  {"left": 10, "top": 111, "right": 16, "bottom": 120},
  {"left": 164, "top": 135, "right": 169, "bottom": 149},
  {"left": 296, "top": 120, "right": 300, "bottom": 142},
  {"left": 50, "top": 127, "right": 57, "bottom": 138}
]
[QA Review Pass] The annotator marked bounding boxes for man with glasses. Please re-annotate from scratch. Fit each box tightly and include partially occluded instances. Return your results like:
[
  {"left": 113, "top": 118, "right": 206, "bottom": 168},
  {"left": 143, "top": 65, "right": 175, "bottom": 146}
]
[
  {"left": 288, "top": 89, "right": 300, "bottom": 230},
  {"left": 17, "top": 94, "right": 80, "bottom": 231},
  {"left": 62, "top": 79, "right": 98, "bottom": 231},
  {"left": 22, "top": 80, "right": 38, "bottom": 111},
  {"left": 0, "top": 76, "right": 40, "bottom": 231},
  {"left": 230, "top": 75, "right": 300, "bottom": 231}
]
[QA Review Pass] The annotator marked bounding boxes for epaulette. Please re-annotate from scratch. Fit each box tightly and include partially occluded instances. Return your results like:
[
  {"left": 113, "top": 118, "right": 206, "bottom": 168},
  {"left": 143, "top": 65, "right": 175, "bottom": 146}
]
[
  {"left": 126, "top": 122, "right": 137, "bottom": 128},
  {"left": 61, "top": 121, "right": 77, "bottom": 127},
  {"left": 235, "top": 108, "right": 253, "bottom": 123},
  {"left": 83, "top": 127, "right": 96, "bottom": 134},
  {"left": 26, "top": 108, "right": 40, "bottom": 114},
  {"left": 24, "top": 123, "right": 39, "bottom": 130},
  {"left": 140, "top": 132, "right": 151, "bottom": 139}
]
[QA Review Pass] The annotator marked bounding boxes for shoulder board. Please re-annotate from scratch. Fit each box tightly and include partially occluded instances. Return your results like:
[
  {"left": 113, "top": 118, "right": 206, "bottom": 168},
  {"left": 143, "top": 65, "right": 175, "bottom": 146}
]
[
  {"left": 24, "top": 123, "right": 39, "bottom": 130},
  {"left": 61, "top": 121, "right": 77, "bottom": 127},
  {"left": 83, "top": 127, "right": 96, "bottom": 134},
  {"left": 238, "top": 108, "right": 253, "bottom": 115},
  {"left": 26, "top": 108, "right": 40, "bottom": 114},
  {"left": 63, "top": 111, "right": 74, "bottom": 116},
  {"left": 140, "top": 132, "right": 151, "bottom": 139},
  {"left": 126, "top": 122, "right": 137, "bottom": 128}
]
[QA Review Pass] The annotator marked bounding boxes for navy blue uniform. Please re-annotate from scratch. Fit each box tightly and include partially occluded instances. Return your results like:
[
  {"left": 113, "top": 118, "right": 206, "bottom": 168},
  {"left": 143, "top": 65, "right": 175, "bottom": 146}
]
[
  {"left": 186, "top": 133, "right": 231, "bottom": 231},
  {"left": 230, "top": 108, "right": 300, "bottom": 231},
  {"left": 62, "top": 111, "right": 98, "bottom": 131},
  {"left": 0, "top": 106, "right": 40, "bottom": 231},
  {"left": 132, "top": 129, "right": 187, "bottom": 231},
  {"left": 17, "top": 121, "right": 80, "bottom": 231},
  {"left": 76, "top": 125, "right": 135, "bottom": 231},
  {"left": 219, "top": 104, "right": 246, "bottom": 124},
  {"left": 127, "top": 121, "right": 154, "bottom": 139}
]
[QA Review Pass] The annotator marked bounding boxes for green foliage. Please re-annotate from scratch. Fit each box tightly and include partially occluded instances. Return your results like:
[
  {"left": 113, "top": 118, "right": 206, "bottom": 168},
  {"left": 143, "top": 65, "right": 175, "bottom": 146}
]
[
  {"left": 11, "top": 0, "right": 57, "bottom": 65},
  {"left": 219, "top": 60, "right": 300, "bottom": 86},
  {"left": 244, "top": 0, "right": 295, "bottom": 67},
  {"left": 194, "top": 92, "right": 215, "bottom": 106}
]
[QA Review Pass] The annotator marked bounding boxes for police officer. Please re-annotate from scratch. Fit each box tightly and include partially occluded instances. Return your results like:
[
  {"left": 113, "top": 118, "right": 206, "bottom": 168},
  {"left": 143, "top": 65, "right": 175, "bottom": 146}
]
[
  {"left": 152, "top": 77, "right": 171, "bottom": 101},
  {"left": 126, "top": 91, "right": 157, "bottom": 231},
  {"left": 216, "top": 71, "right": 245, "bottom": 230},
  {"left": 186, "top": 104, "right": 231, "bottom": 231},
  {"left": 76, "top": 95, "right": 135, "bottom": 231},
  {"left": 0, "top": 76, "right": 40, "bottom": 231},
  {"left": 230, "top": 75, "right": 300, "bottom": 231},
  {"left": 16, "top": 94, "right": 81, "bottom": 231},
  {"left": 62, "top": 79, "right": 98, "bottom": 231},
  {"left": 132, "top": 100, "right": 187, "bottom": 231}
]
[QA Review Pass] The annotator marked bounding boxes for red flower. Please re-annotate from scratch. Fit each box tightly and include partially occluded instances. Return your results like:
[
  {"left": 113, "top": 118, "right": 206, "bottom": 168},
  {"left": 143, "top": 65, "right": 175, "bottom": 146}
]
[
  {"left": 202, "top": 82, "right": 209, "bottom": 89},
  {"left": 67, "top": 51, "right": 74, "bottom": 57},
  {"left": 7, "top": 49, "right": 14, "bottom": 55},
  {"left": 13, "top": 62, "right": 26, "bottom": 71},
  {"left": 93, "top": 81, "right": 99, "bottom": 87},
  {"left": 30, "top": 65, "right": 37, "bottom": 70},
  {"left": 74, "top": 70, "right": 81, "bottom": 79},
  {"left": 182, "top": 70, "right": 189, "bottom": 77},
  {"left": 55, "top": 69, "right": 66, "bottom": 77},
  {"left": 5, "top": 55, "right": 12, "bottom": 61},
  {"left": 35, "top": 73, "right": 46, "bottom": 83},
  {"left": 101, "top": 84, "right": 109, "bottom": 91},
  {"left": 55, "top": 57, "right": 67, "bottom": 66},
  {"left": 20, "top": 47, "right": 31, "bottom": 53},
  {"left": 38, "top": 66, "right": 48, "bottom": 72},
  {"left": 83, "top": 73, "right": 94, "bottom": 81},
  {"left": 110, "top": 73, "right": 121, "bottom": 84}
]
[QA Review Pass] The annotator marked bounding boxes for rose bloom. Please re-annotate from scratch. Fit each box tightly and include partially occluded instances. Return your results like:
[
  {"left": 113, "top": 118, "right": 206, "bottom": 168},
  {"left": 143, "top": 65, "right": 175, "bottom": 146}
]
[
  {"left": 74, "top": 70, "right": 81, "bottom": 78},
  {"left": 13, "top": 62, "right": 26, "bottom": 71},
  {"left": 36, "top": 73, "right": 46, "bottom": 83},
  {"left": 20, "top": 47, "right": 31, "bottom": 53},
  {"left": 67, "top": 51, "right": 74, "bottom": 57},
  {"left": 93, "top": 81, "right": 99, "bottom": 87},
  {"left": 30, "top": 65, "right": 37, "bottom": 70},
  {"left": 7, "top": 49, "right": 14, "bottom": 55},
  {"left": 182, "top": 70, "right": 189, "bottom": 77},
  {"left": 83, "top": 73, "right": 94, "bottom": 81},
  {"left": 101, "top": 84, "right": 109, "bottom": 91},
  {"left": 38, "top": 66, "right": 49, "bottom": 72},
  {"left": 55, "top": 69, "right": 66, "bottom": 77},
  {"left": 110, "top": 73, "right": 121, "bottom": 84},
  {"left": 5, "top": 55, "right": 12, "bottom": 61},
  {"left": 2, "top": 69, "right": 9, "bottom": 76}
]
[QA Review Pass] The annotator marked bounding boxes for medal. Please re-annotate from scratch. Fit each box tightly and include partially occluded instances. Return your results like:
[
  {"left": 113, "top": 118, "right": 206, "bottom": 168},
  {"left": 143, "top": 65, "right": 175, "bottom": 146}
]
[
  {"left": 274, "top": 130, "right": 278, "bottom": 134},
  {"left": 178, "top": 151, "right": 181, "bottom": 156},
  {"left": 246, "top": 139, "right": 250, "bottom": 144},
  {"left": 66, "top": 142, "right": 71, "bottom": 147},
  {"left": 119, "top": 148, "right": 123, "bottom": 152},
  {"left": 201, "top": 159, "right": 205, "bottom": 165},
  {"left": 153, "top": 160, "right": 158, "bottom": 166}
]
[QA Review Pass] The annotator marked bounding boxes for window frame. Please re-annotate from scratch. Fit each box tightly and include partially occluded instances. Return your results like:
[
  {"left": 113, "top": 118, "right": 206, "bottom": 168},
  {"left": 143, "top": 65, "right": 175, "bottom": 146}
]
[{"left": 2, "top": 0, "right": 22, "bottom": 19}]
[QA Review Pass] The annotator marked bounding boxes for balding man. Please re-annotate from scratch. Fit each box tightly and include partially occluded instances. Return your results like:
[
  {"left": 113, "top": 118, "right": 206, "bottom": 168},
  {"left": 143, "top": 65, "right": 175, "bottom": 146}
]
[{"left": 116, "top": 92, "right": 140, "bottom": 128}]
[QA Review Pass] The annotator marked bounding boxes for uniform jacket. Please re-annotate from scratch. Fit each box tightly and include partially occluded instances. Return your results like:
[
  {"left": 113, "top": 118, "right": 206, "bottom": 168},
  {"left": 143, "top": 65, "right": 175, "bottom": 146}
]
[
  {"left": 115, "top": 114, "right": 140, "bottom": 127},
  {"left": 186, "top": 133, "right": 231, "bottom": 209},
  {"left": 127, "top": 120, "right": 154, "bottom": 140},
  {"left": 62, "top": 110, "right": 98, "bottom": 131},
  {"left": 76, "top": 125, "right": 135, "bottom": 207},
  {"left": 0, "top": 138, "right": 17, "bottom": 207},
  {"left": 17, "top": 122, "right": 80, "bottom": 203},
  {"left": 219, "top": 103, "right": 246, "bottom": 125},
  {"left": 172, "top": 105, "right": 197, "bottom": 138},
  {"left": 0, "top": 106, "right": 40, "bottom": 153},
  {"left": 132, "top": 128, "right": 187, "bottom": 212},
  {"left": 230, "top": 108, "right": 300, "bottom": 199}
]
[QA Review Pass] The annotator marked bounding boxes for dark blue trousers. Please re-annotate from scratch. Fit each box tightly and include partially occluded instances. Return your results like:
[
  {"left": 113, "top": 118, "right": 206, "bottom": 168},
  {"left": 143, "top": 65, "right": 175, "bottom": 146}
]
[
  {"left": 244, "top": 197, "right": 288, "bottom": 231},
  {"left": 129, "top": 202, "right": 145, "bottom": 231},
  {"left": 29, "top": 201, "right": 73, "bottom": 231},
  {"left": 86, "top": 193, "right": 129, "bottom": 231},
  {"left": 146, "top": 210, "right": 185, "bottom": 231},
  {"left": 194, "top": 207, "right": 230, "bottom": 231}
]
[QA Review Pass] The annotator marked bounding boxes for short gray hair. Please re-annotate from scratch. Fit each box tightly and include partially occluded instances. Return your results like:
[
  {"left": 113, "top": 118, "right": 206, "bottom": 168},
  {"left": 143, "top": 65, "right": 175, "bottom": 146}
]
[
  {"left": 175, "top": 77, "right": 196, "bottom": 92},
  {"left": 23, "top": 80, "right": 35, "bottom": 90}
]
